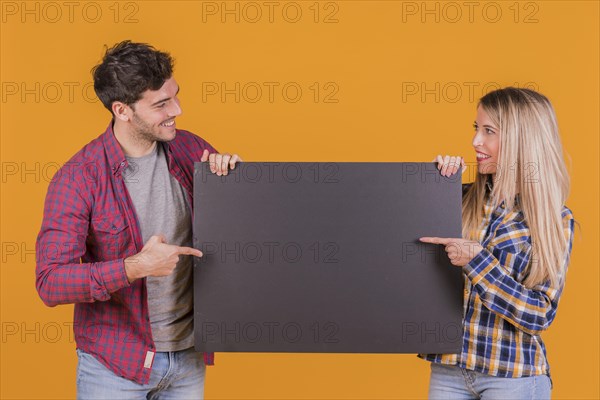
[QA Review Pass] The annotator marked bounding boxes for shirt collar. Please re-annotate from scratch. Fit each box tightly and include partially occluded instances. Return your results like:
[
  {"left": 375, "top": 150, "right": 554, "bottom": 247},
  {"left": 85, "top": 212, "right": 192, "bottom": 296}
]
[{"left": 102, "top": 120, "right": 127, "bottom": 176}]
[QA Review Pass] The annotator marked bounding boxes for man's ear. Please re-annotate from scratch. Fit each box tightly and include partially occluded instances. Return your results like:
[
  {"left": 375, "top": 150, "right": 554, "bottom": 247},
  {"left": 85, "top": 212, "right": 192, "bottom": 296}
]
[{"left": 112, "top": 101, "right": 131, "bottom": 122}]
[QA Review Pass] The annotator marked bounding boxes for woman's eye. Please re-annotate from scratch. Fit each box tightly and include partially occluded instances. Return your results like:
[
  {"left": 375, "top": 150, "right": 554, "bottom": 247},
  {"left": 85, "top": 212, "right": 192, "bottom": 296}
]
[{"left": 486, "top": 128, "right": 495, "bottom": 134}]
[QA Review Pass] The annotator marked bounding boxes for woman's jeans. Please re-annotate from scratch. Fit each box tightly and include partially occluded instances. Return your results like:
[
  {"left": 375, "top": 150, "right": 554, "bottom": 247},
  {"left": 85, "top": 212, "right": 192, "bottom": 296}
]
[{"left": 428, "top": 362, "right": 551, "bottom": 400}]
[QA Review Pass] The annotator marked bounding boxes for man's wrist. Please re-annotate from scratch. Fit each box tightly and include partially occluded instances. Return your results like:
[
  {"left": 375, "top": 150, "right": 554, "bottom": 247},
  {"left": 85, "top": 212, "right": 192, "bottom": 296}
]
[{"left": 124, "top": 255, "right": 143, "bottom": 283}]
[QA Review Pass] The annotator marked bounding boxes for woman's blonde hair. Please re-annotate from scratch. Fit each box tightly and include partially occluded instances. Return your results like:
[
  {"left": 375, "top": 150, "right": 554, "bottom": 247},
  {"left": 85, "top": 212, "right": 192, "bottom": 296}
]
[{"left": 462, "top": 87, "right": 570, "bottom": 288}]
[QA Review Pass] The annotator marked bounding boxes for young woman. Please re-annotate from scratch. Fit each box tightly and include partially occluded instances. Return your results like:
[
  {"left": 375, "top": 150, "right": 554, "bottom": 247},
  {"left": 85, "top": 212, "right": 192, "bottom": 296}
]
[{"left": 418, "top": 87, "right": 575, "bottom": 399}]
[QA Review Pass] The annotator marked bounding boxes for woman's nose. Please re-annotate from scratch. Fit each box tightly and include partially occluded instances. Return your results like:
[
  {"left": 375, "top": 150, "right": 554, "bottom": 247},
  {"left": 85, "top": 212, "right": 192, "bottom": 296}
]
[{"left": 472, "top": 131, "right": 484, "bottom": 147}]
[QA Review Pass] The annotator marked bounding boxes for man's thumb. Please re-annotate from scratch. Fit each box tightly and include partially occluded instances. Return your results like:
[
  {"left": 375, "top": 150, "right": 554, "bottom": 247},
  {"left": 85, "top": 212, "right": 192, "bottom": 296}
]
[
  {"left": 144, "top": 234, "right": 167, "bottom": 248},
  {"left": 200, "top": 149, "right": 209, "bottom": 162}
]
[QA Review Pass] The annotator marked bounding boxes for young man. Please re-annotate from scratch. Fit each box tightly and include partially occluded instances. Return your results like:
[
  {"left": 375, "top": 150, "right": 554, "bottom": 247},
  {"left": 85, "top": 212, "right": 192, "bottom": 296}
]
[{"left": 35, "top": 40, "right": 240, "bottom": 398}]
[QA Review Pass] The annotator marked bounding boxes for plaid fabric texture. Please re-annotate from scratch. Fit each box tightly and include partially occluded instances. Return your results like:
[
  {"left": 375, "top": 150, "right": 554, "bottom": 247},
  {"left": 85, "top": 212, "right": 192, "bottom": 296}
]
[
  {"left": 420, "top": 183, "right": 575, "bottom": 379},
  {"left": 36, "top": 121, "right": 217, "bottom": 384}
]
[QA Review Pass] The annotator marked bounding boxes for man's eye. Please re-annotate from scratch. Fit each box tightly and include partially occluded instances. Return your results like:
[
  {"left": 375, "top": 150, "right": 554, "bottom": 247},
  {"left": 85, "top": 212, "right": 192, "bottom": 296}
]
[{"left": 157, "top": 103, "right": 166, "bottom": 108}]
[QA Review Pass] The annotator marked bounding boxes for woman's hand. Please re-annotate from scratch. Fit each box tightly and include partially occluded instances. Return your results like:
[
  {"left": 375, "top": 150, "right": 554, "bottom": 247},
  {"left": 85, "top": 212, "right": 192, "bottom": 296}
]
[
  {"left": 433, "top": 154, "right": 466, "bottom": 177},
  {"left": 419, "top": 237, "right": 483, "bottom": 267}
]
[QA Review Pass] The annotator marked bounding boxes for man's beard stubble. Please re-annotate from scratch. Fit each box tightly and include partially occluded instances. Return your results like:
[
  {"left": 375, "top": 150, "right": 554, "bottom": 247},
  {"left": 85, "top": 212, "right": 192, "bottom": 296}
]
[{"left": 130, "top": 112, "right": 165, "bottom": 145}]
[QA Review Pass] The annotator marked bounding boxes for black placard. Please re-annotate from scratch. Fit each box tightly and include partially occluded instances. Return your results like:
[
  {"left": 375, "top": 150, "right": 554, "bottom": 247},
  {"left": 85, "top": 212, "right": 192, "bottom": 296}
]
[{"left": 193, "top": 162, "right": 463, "bottom": 354}]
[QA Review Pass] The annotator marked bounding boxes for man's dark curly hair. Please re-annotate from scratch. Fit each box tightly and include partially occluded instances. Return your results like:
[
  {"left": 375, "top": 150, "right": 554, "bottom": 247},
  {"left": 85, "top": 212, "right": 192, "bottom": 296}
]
[{"left": 91, "top": 40, "right": 174, "bottom": 113}]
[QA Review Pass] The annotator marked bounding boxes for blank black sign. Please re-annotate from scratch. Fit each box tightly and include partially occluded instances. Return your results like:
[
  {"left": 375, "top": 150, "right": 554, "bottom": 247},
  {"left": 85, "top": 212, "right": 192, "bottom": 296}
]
[{"left": 193, "top": 162, "right": 463, "bottom": 354}]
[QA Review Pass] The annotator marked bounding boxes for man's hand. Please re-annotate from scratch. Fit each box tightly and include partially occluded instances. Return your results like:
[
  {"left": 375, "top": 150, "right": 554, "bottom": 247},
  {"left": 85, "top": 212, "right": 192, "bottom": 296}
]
[
  {"left": 124, "top": 235, "right": 203, "bottom": 283},
  {"left": 201, "top": 149, "right": 242, "bottom": 176},
  {"left": 419, "top": 237, "right": 483, "bottom": 267}
]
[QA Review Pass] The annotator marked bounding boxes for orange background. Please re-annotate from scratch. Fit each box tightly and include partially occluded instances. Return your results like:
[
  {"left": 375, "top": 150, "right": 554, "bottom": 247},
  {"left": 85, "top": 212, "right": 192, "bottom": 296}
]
[{"left": 1, "top": 1, "right": 598, "bottom": 398}]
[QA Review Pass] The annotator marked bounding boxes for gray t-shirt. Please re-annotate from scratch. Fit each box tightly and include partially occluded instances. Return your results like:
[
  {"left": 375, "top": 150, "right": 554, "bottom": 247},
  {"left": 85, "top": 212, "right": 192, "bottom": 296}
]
[{"left": 123, "top": 143, "right": 194, "bottom": 351}]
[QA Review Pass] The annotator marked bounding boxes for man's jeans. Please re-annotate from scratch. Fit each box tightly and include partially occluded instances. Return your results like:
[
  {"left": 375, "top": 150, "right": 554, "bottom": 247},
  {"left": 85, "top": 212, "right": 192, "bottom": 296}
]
[
  {"left": 428, "top": 362, "right": 551, "bottom": 400},
  {"left": 76, "top": 347, "right": 205, "bottom": 399}
]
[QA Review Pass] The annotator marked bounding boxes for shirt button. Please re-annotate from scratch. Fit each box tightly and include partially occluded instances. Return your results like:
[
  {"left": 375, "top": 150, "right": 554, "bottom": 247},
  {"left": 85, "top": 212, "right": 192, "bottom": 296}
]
[{"left": 120, "top": 162, "right": 126, "bottom": 167}]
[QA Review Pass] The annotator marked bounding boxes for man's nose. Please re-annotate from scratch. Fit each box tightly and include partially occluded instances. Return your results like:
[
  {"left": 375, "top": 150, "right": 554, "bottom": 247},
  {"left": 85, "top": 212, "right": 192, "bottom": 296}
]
[{"left": 170, "top": 99, "right": 182, "bottom": 117}]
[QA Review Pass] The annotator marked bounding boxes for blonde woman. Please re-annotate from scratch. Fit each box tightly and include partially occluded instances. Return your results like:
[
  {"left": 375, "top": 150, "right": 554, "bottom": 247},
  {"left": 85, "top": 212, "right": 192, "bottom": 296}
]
[{"left": 419, "top": 87, "right": 575, "bottom": 399}]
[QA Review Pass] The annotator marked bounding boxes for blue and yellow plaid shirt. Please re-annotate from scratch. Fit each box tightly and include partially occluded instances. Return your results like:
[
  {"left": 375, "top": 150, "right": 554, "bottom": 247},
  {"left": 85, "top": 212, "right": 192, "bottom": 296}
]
[{"left": 419, "top": 184, "right": 575, "bottom": 378}]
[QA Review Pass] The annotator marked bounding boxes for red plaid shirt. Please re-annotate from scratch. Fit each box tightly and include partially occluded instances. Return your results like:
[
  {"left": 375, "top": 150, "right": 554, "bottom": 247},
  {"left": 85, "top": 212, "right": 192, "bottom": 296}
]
[{"left": 36, "top": 121, "right": 217, "bottom": 384}]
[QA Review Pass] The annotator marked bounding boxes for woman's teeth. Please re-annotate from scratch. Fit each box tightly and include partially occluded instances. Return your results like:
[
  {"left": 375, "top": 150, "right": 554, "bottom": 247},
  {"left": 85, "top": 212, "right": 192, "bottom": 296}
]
[{"left": 476, "top": 152, "right": 491, "bottom": 160}]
